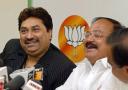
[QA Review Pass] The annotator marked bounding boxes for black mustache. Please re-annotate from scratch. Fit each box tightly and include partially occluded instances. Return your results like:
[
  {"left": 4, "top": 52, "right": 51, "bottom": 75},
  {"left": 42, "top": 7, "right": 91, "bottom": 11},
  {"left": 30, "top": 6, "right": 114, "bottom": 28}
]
[
  {"left": 24, "top": 39, "right": 38, "bottom": 44},
  {"left": 85, "top": 42, "right": 98, "bottom": 49}
]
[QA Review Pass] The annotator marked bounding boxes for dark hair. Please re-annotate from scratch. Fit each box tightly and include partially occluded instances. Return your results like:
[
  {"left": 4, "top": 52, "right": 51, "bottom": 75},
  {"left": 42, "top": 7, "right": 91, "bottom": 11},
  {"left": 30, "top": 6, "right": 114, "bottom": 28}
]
[
  {"left": 18, "top": 7, "right": 53, "bottom": 31},
  {"left": 107, "top": 28, "right": 128, "bottom": 68},
  {"left": 91, "top": 17, "right": 124, "bottom": 32}
]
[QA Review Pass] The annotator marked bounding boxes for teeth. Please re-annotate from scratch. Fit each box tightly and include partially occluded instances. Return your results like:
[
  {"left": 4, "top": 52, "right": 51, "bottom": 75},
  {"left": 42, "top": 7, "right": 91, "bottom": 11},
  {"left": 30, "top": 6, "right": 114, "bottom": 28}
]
[{"left": 87, "top": 45, "right": 92, "bottom": 48}]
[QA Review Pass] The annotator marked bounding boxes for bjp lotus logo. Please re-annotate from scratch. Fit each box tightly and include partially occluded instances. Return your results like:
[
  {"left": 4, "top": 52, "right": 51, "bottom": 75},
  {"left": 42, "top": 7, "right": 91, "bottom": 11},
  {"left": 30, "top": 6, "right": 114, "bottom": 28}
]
[
  {"left": 64, "top": 26, "right": 85, "bottom": 47},
  {"left": 58, "top": 15, "right": 89, "bottom": 63}
]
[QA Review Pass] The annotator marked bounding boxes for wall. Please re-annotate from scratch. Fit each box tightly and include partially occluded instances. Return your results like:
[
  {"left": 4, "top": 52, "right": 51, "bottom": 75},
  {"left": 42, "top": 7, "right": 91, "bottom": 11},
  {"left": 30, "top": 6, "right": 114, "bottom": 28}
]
[
  {"left": 33, "top": 0, "right": 128, "bottom": 62},
  {"left": 33, "top": 0, "right": 128, "bottom": 46},
  {"left": 0, "top": 0, "right": 27, "bottom": 52}
]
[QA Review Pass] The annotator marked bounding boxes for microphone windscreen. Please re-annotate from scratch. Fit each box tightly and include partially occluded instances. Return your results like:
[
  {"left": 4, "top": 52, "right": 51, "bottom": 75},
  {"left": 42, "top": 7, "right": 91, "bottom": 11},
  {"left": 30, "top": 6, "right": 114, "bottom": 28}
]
[
  {"left": 0, "top": 58, "right": 4, "bottom": 67},
  {"left": 6, "top": 75, "right": 25, "bottom": 90}
]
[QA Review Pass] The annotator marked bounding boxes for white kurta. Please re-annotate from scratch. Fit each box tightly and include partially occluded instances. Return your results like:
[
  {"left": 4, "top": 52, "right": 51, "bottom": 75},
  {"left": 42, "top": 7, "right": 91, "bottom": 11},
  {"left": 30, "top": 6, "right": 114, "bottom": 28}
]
[
  {"left": 56, "top": 57, "right": 111, "bottom": 90},
  {"left": 95, "top": 69, "right": 128, "bottom": 90}
]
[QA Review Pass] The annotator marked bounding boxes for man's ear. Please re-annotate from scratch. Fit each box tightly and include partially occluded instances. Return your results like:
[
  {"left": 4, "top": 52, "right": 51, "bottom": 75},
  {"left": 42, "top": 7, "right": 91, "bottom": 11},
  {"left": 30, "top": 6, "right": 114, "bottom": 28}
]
[{"left": 123, "top": 66, "right": 128, "bottom": 74}]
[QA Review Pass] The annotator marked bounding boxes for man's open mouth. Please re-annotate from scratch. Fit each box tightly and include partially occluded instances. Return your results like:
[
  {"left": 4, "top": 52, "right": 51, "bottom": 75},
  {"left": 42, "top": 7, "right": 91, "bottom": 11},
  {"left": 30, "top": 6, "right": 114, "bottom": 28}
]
[{"left": 85, "top": 42, "right": 98, "bottom": 49}]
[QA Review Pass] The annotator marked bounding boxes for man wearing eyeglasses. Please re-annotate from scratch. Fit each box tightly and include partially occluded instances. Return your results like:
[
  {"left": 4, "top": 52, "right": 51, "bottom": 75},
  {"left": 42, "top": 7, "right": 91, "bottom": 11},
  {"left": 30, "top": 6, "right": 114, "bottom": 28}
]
[{"left": 56, "top": 17, "right": 124, "bottom": 90}]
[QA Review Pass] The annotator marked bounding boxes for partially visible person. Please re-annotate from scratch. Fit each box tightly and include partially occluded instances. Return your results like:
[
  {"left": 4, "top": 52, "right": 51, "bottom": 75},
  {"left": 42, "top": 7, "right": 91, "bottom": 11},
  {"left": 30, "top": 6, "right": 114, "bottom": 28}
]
[
  {"left": 95, "top": 27, "right": 128, "bottom": 90},
  {"left": 56, "top": 17, "right": 124, "bottom": 90},
  {"left": 0, "top": 7, "right": 76, "bottom": 90}
]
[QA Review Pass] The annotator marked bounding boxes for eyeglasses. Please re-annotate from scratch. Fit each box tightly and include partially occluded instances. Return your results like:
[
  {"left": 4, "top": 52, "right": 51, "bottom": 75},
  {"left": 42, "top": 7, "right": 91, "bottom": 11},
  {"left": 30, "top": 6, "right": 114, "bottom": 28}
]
[{"left": 84, "top": 30, "right": 104, "bottom": 39}]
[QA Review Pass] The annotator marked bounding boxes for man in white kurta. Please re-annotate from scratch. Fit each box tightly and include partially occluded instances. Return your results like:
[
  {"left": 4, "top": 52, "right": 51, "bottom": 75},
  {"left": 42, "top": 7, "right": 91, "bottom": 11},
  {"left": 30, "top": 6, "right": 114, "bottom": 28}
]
[
  {"left": 56, "top": 57, "right": 111, "bottom": 90},
  {"left": 56, "top": 17, "right": 123, "bottom": 90}
]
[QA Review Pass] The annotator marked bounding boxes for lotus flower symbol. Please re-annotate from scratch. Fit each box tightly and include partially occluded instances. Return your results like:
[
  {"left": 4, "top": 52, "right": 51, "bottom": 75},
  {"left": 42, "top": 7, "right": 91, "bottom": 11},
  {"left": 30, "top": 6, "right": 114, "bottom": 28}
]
[
  {"left": 64, "top": 25, "right": 85, "bottom": 47},
  {"left": 64, "top": 25, "right": 85, "bottom": 57}
]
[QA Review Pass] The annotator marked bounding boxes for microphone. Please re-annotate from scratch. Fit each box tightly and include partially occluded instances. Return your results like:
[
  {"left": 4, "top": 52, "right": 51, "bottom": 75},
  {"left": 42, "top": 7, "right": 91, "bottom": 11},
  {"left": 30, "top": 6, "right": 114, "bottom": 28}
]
[
  {"left": 0, "top": 66, "right": 13, "bottom": 83},
  {"left": 5, "top": 75, "right": 25, "bottom": 90},
  {"left": 23, "top": 79, "right": 42, "bottom": 90},
  {"left": 0, "top": 63, "right": 13, "bottom": 90},
  {"left": 0, "top": 66, "right": 9, "bottom": 83},
  {"left": 34, "top": 64, "right": 44, "bottom": 81},
  {"left": 22, "top": 64, "right": 43, "bottom": 90},
  {"left": 0, "top": 76, "right": 4, "bottom": 90},
  {"left": 9, "top": 65, "right": 43, "bottom": 90},
  {"left": 0, "top": 58, "right": 13, "bottom": 75},
  {"left": 10, "top": 67, "right": 34, "bottom": 84}
]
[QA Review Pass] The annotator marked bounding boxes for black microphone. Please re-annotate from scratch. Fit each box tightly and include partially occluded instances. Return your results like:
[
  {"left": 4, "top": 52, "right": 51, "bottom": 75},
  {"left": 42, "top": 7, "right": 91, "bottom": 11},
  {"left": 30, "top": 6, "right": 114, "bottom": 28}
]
[{"left": 5, "top": 75, "right": 25, "bottom": 90}]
